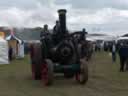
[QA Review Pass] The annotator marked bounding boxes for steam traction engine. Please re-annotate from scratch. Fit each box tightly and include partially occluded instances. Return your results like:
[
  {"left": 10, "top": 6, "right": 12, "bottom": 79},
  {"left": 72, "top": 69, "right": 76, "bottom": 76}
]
[{"left": 30, "top": 9, "right": 89, "bottom": 86}]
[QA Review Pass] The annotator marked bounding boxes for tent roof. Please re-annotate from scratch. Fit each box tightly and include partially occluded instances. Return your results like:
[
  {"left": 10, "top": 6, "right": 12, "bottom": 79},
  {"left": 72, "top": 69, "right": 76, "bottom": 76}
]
[
  {"left": 6, "top": 35, "right": 22, "bottom": 43},
  {"left": 117, "top": 36, "right": 128, "bottom": 40},
  {"left": 86, "top": 35, "right": 116, "bottom": 41}
]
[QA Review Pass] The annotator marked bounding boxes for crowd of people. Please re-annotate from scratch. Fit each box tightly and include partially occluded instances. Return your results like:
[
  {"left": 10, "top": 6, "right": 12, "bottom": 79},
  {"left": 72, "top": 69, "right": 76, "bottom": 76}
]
[{"left": 93, "top": 40, "right": 128, "bottom": 72}]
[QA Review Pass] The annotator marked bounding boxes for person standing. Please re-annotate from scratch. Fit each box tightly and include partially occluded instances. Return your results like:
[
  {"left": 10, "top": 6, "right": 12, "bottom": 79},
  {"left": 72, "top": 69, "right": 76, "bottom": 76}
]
[
  {"left": 40, "top": 24, "right": 49, "bottom": 38},
  {"left": 53, "top": 20, "right": 61, "bottom": 45},
  {"left": 112, "top": 42, "right": 116, "bottom": 63},
  {"left": 40, "top": 24, "right": 52, "bottom": 59},
  {"left": 53, "top": 21, "right": 60, "bottom": 34},
  {"left": 8, "top": 46, "right": 13, "bottom": 61}
]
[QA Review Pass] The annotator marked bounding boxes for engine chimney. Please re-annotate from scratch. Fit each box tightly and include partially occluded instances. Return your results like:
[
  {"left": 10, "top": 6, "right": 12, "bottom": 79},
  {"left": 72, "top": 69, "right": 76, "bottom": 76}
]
[{"left": 58, "top": 9, "right": 67, "bottom": 36}]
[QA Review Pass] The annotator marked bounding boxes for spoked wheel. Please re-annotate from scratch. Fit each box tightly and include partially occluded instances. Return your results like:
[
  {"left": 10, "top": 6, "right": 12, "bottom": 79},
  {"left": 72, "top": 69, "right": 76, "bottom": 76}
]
[
  {"left": 41, "top": 59, "right": 54, "bottom": 86},
  {"left": 30, "top": 44, "right": 36, "bottom": 80},
  {"left": 31, "top": 64, "right": 35, "bottom": 79},
  {"left": 75, "top": 58, "right": 88, "bottom": 84},
  {"left": 31, "top": 43, "right": 42, "bottom": 80}
]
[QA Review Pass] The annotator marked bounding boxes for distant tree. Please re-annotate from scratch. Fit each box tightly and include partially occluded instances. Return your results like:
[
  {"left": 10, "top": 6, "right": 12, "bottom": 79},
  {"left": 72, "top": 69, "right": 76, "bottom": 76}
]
[{"left": 34, "top": 27, "right": 43, "bottom": 32}]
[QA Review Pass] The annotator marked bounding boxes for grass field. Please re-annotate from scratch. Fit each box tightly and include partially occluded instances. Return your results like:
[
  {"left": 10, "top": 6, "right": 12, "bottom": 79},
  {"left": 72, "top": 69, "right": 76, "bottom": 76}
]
[{"left": 0, "top": 52, "right": 128, "bottom": 96}]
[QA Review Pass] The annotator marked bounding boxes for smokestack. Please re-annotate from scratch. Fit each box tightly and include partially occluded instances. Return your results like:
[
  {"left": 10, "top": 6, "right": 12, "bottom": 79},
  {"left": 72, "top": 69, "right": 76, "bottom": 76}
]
[{"left": 58, "top": 9, "right": 67, "bottom": 35}]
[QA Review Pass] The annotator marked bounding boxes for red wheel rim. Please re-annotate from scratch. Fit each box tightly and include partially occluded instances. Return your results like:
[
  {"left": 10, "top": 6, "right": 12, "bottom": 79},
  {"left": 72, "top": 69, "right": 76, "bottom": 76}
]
[
  {"left": 32, "top": 64, "right": 35, "bottom": 79},
  {"left": 75, "top": 73, "right": 84, "bottom": 82},
  {"left": 41, "top": 63, "right": 49, "bottom": 85},
  {"left": 75, "top": 73, "right": 80, "bottom": 81}
]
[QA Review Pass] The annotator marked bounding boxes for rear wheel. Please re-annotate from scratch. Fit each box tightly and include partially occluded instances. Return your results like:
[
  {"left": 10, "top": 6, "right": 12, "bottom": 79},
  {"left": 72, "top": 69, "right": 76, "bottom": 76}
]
[{"left": 31, "top": 43, "right": 42, "bottom": 80}]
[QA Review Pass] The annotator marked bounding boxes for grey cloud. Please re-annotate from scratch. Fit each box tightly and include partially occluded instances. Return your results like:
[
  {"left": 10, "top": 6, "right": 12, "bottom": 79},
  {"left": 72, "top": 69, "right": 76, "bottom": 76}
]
[
  {"left": 0, "top": 0, "right": 37, "bottom": 9},
  {"left": 54, "top": 0, "right": 70, "bottom": 5},
  {"left": 69, "top": 23, "right": 128, "bottom": 35},
  {"left": 0, "top": 0, "right": 127, "bottom": 35},
  {"left": 54, "top": 0, "right": 128, "bottom": 10}
]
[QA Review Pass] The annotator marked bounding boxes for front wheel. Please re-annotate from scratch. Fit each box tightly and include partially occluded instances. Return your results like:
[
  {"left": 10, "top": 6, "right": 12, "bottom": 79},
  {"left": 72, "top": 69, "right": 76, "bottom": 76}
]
[
  {"left": 41, "top": 59, "right": 54, "bottom": 86},
  {"left": 75, "top": 58, "right": 88, "bottom": 84}
]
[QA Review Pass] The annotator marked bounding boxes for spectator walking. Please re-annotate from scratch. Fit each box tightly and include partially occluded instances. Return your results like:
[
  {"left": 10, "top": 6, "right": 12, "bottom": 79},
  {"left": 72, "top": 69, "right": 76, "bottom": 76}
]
[{"left": 112, "top": 42, "right": 116, "bottom": 63}]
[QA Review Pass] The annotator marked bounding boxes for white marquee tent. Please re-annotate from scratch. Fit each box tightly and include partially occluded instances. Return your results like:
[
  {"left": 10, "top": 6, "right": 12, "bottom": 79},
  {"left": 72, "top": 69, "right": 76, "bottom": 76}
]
[
  {"left": 0, "top": 37, "right": 9, "bottom": 64},
  {"left": 116, "top": 36, "right": 128, "bottom": 41},
  {"left": 6, "top": 34, "right": 24, "bottom": 59}
]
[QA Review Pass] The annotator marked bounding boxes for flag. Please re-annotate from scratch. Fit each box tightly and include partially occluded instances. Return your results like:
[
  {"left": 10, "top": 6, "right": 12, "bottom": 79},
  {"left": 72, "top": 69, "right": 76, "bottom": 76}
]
[{"left": 10, "top": 28, "right": 14, "bottom": 35}]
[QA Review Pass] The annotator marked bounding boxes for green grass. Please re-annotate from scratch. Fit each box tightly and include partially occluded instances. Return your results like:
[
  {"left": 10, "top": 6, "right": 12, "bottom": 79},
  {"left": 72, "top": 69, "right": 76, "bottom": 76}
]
[{"left": 0, "top": 52, "right": 128, "bottom": 96}]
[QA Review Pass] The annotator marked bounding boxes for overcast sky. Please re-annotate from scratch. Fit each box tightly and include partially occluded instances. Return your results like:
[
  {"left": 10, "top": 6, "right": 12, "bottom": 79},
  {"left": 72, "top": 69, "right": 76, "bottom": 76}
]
[{"left": 0, "top": 0, "right": 128, "bottom": 35}]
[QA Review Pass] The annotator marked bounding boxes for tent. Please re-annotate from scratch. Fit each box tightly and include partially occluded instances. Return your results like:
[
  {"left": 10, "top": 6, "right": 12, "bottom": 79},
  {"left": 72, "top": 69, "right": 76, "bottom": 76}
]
[
  {"left": 17, "top": 41, "right": 24, "bottom": 58},
  {"left": 6, "top": 34, "right": 24, "bottom": 59},
  {"left": 116, "top": 36, "right": 128, "bottom": 41},
  {"left": 86, "top": 37, "right": 96, "bottom": 42},
  {"left": 0, "top": 37, "right": 9, "bottom": 64}
]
